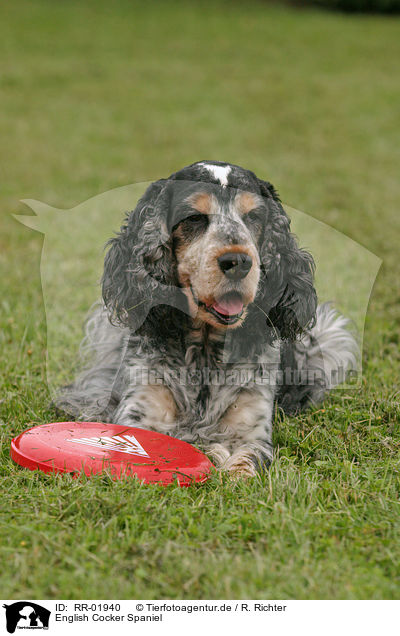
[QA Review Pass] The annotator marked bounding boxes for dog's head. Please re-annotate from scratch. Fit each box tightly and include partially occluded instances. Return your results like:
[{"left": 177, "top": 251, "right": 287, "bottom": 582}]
[{"left": 102, "top": 161, "right": 317, "bottom": 341}]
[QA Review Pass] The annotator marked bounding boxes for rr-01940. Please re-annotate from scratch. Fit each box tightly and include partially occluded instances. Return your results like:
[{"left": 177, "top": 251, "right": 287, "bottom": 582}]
[{"left": 74, "top": 604, "right": 121, "bottom": 612}]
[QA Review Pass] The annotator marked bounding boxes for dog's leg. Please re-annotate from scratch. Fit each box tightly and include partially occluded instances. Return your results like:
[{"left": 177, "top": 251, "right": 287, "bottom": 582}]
[
  {"left": 113, "top": 384, "right": 178, "bottom": 434},
  {"left": 207, "top": 388, "right": 274, "bottom": 477}
]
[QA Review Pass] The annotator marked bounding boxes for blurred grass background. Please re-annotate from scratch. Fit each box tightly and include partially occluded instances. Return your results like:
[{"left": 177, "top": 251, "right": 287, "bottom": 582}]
[{"left": 0, "top": 0, "right": 399, "bottom": 599}]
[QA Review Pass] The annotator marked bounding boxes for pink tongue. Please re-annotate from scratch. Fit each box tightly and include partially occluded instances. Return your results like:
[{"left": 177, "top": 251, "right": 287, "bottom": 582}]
[{"left": 212, "top": 297, "right": 244, "bottom": 316}]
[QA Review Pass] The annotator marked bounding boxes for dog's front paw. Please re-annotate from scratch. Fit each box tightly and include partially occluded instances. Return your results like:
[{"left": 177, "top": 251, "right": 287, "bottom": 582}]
[
  {"left": 207, "top": 444, "right": 265, "bottom": 479},
  {"left": 226, "top": 462, "right": 257, "bottom": 480}
]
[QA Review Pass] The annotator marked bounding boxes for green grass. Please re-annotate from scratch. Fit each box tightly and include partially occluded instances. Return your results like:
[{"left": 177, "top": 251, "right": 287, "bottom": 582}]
[{"left": 1, "top": 0, "right": 400, "bottom": 599}]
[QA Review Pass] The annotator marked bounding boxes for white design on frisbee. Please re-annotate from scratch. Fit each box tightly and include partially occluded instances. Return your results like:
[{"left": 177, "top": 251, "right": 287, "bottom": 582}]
[{"left": 67, "top": 434, "right": 149, "bottom": 457}]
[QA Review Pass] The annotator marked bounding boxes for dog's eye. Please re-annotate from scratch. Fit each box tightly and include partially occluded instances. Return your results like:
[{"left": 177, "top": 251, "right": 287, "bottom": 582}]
[
  {"left": 244, "top": 209, "right": 264, "bottom": 231},
  {"left": 185, "top": 214, "right": 209, "bottom": 226},
  {"left": 178, "top": 213, "right": 209, "bottom": 234}
]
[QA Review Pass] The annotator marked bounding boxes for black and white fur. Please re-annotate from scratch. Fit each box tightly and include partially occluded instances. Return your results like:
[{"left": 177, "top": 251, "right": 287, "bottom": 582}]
[{"left": 56, "top": 161, "right": 358, "bottom": 477}]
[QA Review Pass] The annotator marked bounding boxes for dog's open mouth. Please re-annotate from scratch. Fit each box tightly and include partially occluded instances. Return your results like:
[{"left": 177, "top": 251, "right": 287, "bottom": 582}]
[{"left": 191, "top": 288, "right": 245, "bottom": 325}]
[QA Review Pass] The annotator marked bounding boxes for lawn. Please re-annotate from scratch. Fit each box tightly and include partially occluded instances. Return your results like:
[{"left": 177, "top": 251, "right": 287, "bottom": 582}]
[{"left": 0, "top": 0, "right": 399, "bottom": 599}]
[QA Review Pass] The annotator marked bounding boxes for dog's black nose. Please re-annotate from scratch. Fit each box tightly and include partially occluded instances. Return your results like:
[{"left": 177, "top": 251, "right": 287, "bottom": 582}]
[{"left": 217, "top": 252, "right": 253, "bottom": 280}]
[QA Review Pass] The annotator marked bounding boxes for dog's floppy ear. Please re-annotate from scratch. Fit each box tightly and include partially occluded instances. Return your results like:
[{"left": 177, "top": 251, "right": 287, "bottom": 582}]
[
  {"left": 257, "top": 176, "right": 281, "bottom": 203},
  {"left": 102, "top": 179, "right": 187, "bottom": 337},
  {"left": 257, "top": 179, "right": 317, "bottom": 341}
]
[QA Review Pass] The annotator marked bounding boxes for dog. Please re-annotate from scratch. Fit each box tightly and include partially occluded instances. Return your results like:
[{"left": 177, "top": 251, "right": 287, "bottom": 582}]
[{"left": 56, "top": 160, "right": 358, "bottom": 477}]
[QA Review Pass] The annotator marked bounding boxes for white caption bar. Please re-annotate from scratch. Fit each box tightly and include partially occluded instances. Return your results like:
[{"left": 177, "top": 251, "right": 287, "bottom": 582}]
[{"left": 1, "top": 600, "right": 398, "bottom": 636}]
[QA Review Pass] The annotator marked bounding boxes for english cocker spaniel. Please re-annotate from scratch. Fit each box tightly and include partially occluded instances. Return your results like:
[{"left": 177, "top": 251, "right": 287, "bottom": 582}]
[{"left": 57, "top": 161, "right": 358, "bottom": 477}]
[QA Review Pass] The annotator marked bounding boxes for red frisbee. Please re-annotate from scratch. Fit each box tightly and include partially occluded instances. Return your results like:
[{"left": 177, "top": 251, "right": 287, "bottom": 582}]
[{"left": 10, "top": 422, "right": 214, "bottom": 486}]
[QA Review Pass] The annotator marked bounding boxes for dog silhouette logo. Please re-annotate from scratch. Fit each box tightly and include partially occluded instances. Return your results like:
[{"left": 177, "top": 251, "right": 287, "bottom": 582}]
[{"left": 3, "top": 602, "right": 50, "bottom": 633}]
